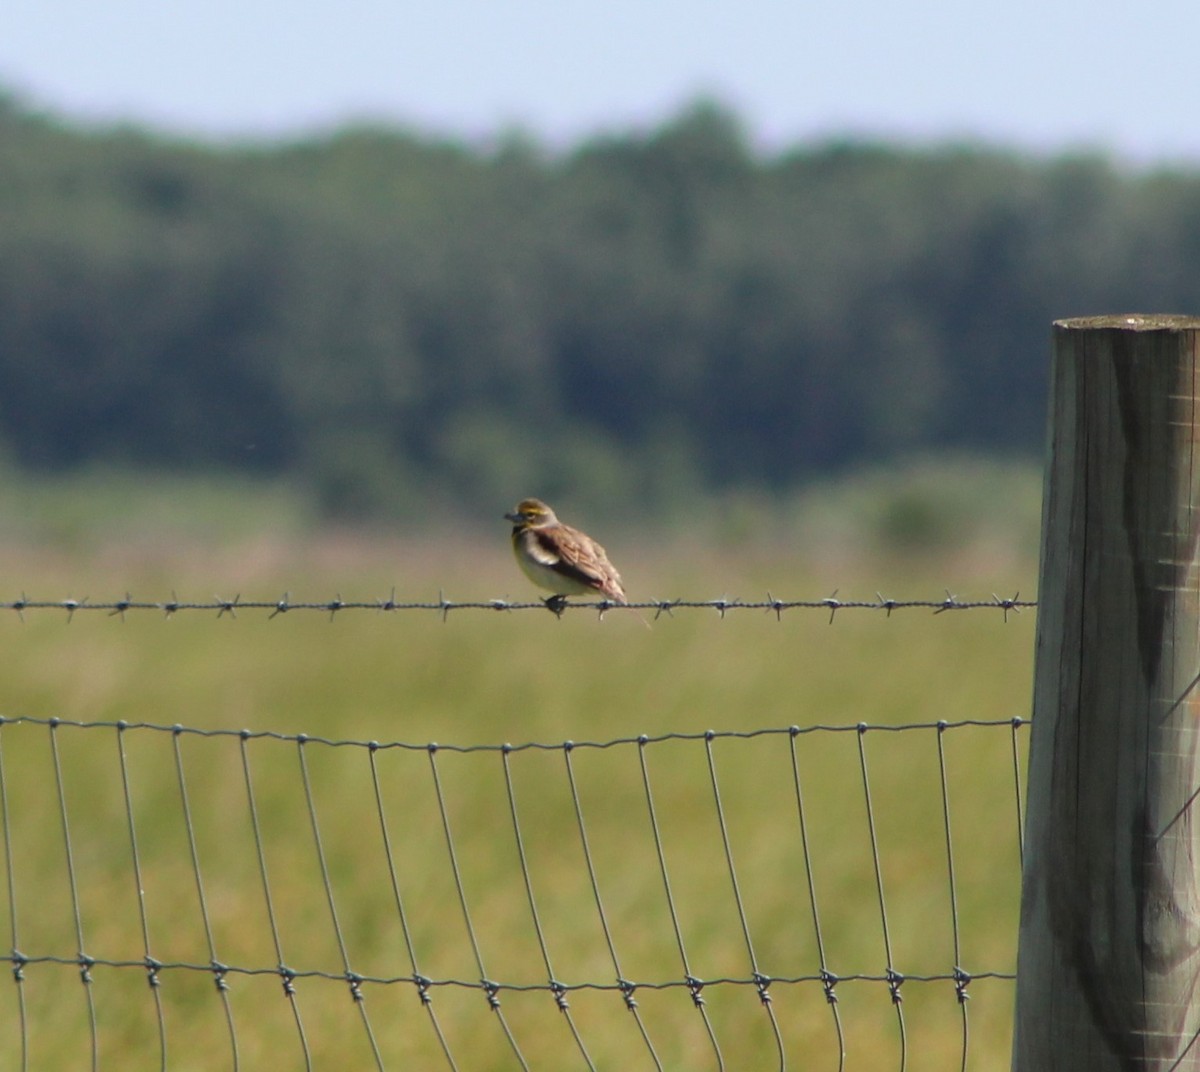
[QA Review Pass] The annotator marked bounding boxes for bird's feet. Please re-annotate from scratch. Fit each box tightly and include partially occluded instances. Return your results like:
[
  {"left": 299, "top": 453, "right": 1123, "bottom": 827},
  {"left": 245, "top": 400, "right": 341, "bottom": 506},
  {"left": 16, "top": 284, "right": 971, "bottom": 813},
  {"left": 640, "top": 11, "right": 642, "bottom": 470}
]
[{"left": 543, "top": 594, "right": 569, "bottom": 617}]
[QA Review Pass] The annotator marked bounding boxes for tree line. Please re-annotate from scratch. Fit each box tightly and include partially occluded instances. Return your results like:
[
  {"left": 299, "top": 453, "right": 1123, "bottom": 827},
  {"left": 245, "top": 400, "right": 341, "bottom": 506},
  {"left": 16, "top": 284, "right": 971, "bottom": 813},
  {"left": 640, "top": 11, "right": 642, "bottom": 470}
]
[{"left": 2, "top": 91, "right": 1198, "bottom": 519}]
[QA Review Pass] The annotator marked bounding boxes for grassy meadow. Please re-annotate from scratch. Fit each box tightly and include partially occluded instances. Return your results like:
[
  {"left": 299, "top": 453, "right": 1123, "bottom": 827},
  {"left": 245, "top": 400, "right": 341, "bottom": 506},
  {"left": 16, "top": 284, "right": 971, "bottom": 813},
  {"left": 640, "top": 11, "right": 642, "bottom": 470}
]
[{"left": 0, "top": 466, "right": 1040, "bottom": 1070}]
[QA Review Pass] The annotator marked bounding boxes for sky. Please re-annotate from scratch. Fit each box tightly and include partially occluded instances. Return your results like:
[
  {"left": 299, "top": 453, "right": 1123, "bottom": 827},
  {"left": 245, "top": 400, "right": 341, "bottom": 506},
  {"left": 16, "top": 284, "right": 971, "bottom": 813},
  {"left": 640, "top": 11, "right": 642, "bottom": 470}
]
[{"left": 3, "top": 0, "right": 1200, "bottom": 163}]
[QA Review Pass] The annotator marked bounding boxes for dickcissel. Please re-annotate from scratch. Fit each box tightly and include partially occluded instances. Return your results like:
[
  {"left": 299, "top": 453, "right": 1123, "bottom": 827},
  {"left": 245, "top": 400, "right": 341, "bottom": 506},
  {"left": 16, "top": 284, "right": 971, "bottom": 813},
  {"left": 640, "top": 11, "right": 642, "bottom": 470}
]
[{"left": 505, "top": 498, "right": 628, "bottom": 607}]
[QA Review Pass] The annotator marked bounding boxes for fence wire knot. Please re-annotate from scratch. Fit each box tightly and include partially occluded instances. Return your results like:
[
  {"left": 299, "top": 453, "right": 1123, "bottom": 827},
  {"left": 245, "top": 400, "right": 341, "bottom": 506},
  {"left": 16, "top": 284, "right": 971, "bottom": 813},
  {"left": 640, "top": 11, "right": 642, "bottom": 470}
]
[
  {"left": 413, "top": 973, "right": 433, "bottom": 1006},
  {"left": 954, "top": 966, "right": 972, "bottom": 1004},
  {"left": 277, "top": 964, "right": 297, "bottom": 996},
  {"left": 617, "top": 977, "right": 639, "bottom": 1011},
  {"left": 886, "top": 968, "right": 905, "bottom": 1004},
  {"left": 210, "top": 960, "right": 230, "bottom": 993},
  {"left": 685, "top": 974, "right": 706, "bottom": 1008},
  {"left": 481, "top": 978, "right": 502, "bottom": 1010},
  {"left": 549, "top": 978, "right": 570, "bottom": 1012},
  {"left": 820, "top": 970, "right": 839, "bottom": 1005},
  {"left": 752, "top": 971, "right": 773, "bottom": 1007}
]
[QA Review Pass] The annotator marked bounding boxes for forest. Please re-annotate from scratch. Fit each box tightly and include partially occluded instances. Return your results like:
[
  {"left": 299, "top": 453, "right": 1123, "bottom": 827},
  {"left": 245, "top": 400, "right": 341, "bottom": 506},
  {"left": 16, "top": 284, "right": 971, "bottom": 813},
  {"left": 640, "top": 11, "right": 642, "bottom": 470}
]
[{"left": 2, "top": 90, "right": 1199, "bottom": 521}]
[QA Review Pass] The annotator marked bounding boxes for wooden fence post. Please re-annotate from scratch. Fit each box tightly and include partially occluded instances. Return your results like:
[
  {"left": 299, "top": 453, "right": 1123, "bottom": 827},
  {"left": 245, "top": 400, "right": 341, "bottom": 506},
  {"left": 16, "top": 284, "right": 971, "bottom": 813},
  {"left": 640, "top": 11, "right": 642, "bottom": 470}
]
[{"left": 1012, "top": 315, "right": 1200, "bottom": 1070}]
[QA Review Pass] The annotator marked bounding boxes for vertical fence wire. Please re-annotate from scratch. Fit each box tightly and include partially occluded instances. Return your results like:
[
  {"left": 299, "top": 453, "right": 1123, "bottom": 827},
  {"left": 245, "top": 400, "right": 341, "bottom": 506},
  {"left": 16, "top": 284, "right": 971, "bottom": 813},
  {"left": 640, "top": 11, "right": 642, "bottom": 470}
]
[
  {"left": 855, "top": 725, "right": 906, "bottom": 1072},
  {"left": 934, "top": 723, "right": 968, "bottom": 1072},
  {"left": 0, "top": 723, "right": 28, "bottom": 1072},
  {"left": 702, "top": 731, "right": 786, "bottom": 1070},
  {"left": 366, "top": 743, "right": 459, "bottom": 1070},
  {"left": 499, "top": 745, "right": 597, "bottom": 1071},
  {"left": 786, "top": 727, "right": 846, "bottom": 1071},
  {"left": 635, "top": 736, "right": 725, "bottom": 1070},
  {"left": 1009, "top": 719, "right": 1026, "bottom": 867},
  {"left": 171, "top": 729, "right": 240, "bottom": 1070},
  {"left": 238, "top": 733, "right": 312, "bottom": 1070},
  {"left": 562, "top": 742, "right": 664, "bottom": 1070},
  {"left": 426, "top": 745, "right": 530, "bottom": 1071},
  {"left": 294, "top": 738, "right": 386, "bottom": 1071},
  {"left": 48, "top": 720, "right": 100, "bottom": 1072},
  {"left": 114, "top": 724, "right": 168, "bottom": 1072}
]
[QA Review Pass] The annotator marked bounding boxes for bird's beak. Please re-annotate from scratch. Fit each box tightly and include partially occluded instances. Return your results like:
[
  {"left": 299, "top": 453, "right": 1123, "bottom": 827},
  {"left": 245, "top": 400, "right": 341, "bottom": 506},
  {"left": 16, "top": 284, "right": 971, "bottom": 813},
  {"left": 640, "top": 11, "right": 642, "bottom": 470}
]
[{"left": 504, "top": 511, "right": 522, "bottom": 523}]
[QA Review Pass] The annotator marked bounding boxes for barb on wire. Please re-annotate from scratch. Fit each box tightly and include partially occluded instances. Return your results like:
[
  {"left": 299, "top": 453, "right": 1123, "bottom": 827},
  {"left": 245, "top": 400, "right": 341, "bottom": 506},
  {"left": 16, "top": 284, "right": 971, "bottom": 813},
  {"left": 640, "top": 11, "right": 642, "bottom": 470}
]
[{"left": 1, "top": 592, "right": 1037, "bottom": 620}]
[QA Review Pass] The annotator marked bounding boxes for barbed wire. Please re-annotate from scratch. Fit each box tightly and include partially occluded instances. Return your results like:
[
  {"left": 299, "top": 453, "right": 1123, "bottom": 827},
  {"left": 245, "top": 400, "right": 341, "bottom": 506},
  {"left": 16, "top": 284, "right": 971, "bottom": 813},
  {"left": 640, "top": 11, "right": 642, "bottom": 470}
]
[{"left": 2, "top": 590, "right": 1035, "bottom": 622}]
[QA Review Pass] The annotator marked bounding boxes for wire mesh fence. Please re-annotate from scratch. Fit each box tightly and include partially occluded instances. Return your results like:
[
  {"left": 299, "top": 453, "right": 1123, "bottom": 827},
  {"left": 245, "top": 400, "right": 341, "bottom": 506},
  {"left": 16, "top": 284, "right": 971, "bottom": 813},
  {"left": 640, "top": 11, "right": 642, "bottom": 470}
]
[
  {"left": 0, "top": 712, "right": 1029, "bottom": 1069},
  {"left": 0, "top": 593, "right": 1033, "bottom": 1070}
]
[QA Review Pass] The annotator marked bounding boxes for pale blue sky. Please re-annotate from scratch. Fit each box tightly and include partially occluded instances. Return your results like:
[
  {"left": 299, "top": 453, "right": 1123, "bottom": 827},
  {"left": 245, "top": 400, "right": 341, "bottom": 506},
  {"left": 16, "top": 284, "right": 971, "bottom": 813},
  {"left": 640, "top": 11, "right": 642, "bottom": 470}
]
[{"left": 4, "top": 0, "right": 1199, "bottom": 161}]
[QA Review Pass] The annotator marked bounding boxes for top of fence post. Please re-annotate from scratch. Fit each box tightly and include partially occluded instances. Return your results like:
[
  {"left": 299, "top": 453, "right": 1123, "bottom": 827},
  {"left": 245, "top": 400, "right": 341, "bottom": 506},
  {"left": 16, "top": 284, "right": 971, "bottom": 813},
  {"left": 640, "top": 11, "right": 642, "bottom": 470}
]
[{"left": 1013, "top": 314, "right": 1200, "bottom": 1071}]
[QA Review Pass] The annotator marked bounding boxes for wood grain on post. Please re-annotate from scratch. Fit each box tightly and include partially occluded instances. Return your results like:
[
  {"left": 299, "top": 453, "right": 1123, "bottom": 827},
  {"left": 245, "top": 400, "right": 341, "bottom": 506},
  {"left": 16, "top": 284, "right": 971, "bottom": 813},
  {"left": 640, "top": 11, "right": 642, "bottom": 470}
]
[{"left": 1013, "top": 315, "right": 1200, "bottom": 1071}]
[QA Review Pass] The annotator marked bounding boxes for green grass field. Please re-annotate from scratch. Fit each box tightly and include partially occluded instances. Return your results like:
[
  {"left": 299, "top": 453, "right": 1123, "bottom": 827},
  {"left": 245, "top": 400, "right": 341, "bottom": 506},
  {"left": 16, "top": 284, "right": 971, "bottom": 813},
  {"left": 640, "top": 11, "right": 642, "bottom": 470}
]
[
  {"left": 0, "top": 456, "right": 1043, "bottom": 1071},
  {"left": 0, "top": 517, "right": 1037, "bottom": 1071}
]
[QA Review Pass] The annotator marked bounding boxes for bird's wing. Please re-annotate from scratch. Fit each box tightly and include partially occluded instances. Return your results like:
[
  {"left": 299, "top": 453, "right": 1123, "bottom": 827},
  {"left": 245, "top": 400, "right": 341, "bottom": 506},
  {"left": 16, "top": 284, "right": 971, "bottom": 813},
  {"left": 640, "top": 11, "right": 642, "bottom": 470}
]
[{"left": 542, "top": 526, "right": 627, "bottom": 601}]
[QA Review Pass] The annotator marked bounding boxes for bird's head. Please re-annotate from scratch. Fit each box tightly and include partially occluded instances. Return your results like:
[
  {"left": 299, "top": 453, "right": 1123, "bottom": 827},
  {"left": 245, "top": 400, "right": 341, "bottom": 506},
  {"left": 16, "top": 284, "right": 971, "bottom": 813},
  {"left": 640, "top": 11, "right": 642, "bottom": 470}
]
[{"left": 505, "top": 498, "right": 557, "bottom": 526}]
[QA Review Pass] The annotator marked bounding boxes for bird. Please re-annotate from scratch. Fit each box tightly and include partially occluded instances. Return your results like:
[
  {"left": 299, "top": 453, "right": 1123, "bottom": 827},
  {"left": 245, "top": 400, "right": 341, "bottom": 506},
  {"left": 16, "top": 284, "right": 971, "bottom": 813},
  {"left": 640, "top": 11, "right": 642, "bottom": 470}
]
[{"left": 505, "top": 498, "right": 628, "bottom": 609}]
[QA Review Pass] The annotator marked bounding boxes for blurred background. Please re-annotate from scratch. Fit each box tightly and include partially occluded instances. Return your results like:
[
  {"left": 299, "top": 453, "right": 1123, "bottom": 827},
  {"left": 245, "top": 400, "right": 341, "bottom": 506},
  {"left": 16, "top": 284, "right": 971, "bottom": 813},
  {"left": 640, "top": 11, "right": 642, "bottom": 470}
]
[
  {"left": 2, "top": 0, "right": 1198, "bottom": 559},
  {"left": 5, "top": 7, "right": 1191, "bottom": 1066}
]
